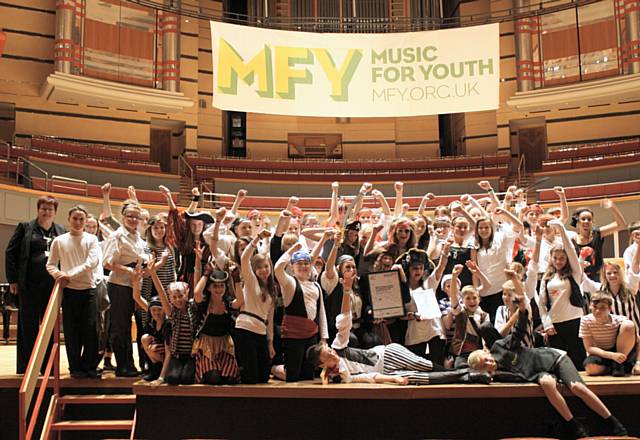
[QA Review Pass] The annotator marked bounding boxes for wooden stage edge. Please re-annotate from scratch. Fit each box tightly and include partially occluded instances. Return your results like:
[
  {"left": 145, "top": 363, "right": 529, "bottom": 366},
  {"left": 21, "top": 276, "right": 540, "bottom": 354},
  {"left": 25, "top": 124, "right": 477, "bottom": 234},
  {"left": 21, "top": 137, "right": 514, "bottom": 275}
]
[
  {"left": 2, "top": 373, "right": 640, "bottom": 398},
  {"left": 132, "top": 375, "right": 640, "bottom": 400}
]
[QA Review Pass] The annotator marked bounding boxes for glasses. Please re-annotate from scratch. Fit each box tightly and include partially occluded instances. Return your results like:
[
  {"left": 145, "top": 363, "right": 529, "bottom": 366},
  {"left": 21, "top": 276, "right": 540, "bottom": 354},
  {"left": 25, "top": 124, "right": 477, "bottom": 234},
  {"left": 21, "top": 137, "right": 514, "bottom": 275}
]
[{"left": 125, "top": 215, "right": 141, "bottom": 221}]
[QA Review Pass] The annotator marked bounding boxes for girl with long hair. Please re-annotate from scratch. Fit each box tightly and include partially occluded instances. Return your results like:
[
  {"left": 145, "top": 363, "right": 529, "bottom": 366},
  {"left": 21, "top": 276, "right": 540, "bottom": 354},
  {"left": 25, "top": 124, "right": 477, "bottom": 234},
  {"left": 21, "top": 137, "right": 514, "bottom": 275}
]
[
  {"left": 234, "top": 230, "right": 277, "bottom": 384},
  {"left": 538, "top": 220, "right": 586, "bottom": 369}
]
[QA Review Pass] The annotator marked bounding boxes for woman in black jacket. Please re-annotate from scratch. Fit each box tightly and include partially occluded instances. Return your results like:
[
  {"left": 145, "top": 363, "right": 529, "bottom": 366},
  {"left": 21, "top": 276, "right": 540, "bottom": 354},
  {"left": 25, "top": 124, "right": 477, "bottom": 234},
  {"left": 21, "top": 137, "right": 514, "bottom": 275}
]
[{"left": 5, "top": 195, "right": 65, "bottom": 374}]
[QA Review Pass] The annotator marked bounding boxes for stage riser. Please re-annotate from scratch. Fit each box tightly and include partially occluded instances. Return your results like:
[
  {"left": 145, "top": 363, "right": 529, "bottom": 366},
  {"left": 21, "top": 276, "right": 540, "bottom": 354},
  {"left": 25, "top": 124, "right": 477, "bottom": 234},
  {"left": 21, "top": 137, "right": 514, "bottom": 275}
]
[
  {"left": 135, "top": 395, "right": 639, "bottom": 440},
  {"left": 0, "top": 387, "right": 133, "bottom": 440}
]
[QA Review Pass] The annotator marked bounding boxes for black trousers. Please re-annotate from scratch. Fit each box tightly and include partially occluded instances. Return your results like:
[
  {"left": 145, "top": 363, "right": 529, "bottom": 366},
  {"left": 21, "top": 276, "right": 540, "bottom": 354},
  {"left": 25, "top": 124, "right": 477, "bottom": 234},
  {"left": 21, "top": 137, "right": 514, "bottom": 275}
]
[
  {"left": 406, "top": 336, "right": 446, "bottom": 367},
  {"left": 234, "top": 328, "right": 270, "bottom": 384},
  {"left": 480, "top": 291, "right": 503, "bottom": 325},
  {"left": 549, "top": 318, "right": 586, "bottom": 370},
  {"left": 17, "top": 280, "right": 54, "bottom": 374},
  {"left": 107, "top": 283, "right": 134, "bottom": 371},
  {"left": 166, "top": 355, "right": 195, "bottom": 385},
  {"left": 283, "top": 335, "right": 318, "bottom": 382},
  {"left": 62, "top": 288, "right": 98, "bottom": 373}
]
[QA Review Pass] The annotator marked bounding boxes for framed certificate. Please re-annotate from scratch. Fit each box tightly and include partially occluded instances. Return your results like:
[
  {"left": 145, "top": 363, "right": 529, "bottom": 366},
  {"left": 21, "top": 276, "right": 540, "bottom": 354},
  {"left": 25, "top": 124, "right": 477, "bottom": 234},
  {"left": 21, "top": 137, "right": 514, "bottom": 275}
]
[{"left": 367, "top": 270, "right": 405, "bottom": 319}]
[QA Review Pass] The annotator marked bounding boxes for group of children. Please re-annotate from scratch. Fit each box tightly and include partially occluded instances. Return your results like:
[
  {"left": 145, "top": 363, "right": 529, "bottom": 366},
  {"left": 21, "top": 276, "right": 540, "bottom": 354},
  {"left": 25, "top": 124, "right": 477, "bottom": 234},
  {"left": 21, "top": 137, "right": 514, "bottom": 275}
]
[{"left": 37, "top": 179, "right": 640, "bottom": 438}]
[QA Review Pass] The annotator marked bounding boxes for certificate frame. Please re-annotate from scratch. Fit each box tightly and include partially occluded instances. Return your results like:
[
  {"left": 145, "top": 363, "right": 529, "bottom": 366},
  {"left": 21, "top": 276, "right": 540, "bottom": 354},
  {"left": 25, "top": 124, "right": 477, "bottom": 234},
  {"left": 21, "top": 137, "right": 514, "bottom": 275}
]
[{"left": 367, "top": 270, "right": 405, "bottom": 319}]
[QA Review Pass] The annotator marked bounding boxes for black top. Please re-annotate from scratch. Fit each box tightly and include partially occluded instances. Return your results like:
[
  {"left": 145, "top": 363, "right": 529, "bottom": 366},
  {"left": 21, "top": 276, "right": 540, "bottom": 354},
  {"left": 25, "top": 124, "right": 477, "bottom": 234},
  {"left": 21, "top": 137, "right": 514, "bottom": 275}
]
[
  {"left": 5, "top": 219, "right": 66, "bottom": 288},
  {"left": 199, "top": 313, "right": 234, "bottom": 337},
  {"left": 28, "top": 224, "right": 56, "bottom": 282},
  {"left": 572, "top": 227, "right": 604, "bottom": 282},
  {"left": 143, "top": 320, "right": 171, "bottom": 344},
  {"left": 443, "top": 246, "right": 474, "bottom": 287}
]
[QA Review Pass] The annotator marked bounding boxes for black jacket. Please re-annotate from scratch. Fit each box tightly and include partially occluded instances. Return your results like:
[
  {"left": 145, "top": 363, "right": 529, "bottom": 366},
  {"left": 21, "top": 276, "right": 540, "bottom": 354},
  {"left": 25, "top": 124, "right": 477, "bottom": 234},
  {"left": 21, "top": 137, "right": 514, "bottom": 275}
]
[
  {"left": 5, "top": 219, "right": 66, "bottom": 287},
  {"left": 480, "top": 309, "right": 564, "bottom": 383}
]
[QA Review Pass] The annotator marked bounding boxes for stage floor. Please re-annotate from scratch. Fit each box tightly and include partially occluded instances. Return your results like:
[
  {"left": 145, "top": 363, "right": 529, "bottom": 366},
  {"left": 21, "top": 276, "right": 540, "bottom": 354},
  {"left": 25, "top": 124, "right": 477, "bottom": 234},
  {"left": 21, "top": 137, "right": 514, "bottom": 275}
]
[
  {"left": 1, "top": 345, "right": 640, "bottom": 439},
  {"left": 2, "top": 343, "right": 640, "bottom": 396}
]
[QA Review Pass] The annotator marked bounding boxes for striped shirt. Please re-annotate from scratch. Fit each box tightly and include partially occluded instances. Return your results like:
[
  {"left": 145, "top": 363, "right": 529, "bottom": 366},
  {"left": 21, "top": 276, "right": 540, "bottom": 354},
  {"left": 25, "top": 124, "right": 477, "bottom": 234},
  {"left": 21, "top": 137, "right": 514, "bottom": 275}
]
[
  {"left": 141, "top": 244, "right": 176, "bottom": 326},
  {"left": 579, "top": 314, "right": 628, "bottom": 349},
  {"left": 580, "top": 276, "right": 640, "bottom": 337},
  {"left": 170, "top": 303, "right": 196, "bottom": 356}
]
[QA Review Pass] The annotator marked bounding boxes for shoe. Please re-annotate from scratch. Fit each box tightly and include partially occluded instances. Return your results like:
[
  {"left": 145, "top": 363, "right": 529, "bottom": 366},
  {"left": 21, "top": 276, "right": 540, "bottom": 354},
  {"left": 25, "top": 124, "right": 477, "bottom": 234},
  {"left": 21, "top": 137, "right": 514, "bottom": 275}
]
[
  {"left": 87, "top": 369, "right": 102, "bottom": 379},
  {"left": 566, "top": 418, "right": 588, "bottom": 439},
  {"left": 102, "top": 358, "right": 115, "bottom": 371},
  {"left": 115, "top": 368, "right": 140, "bottom": 378},
  {"left": 70, "top": 371, "right": 89, "bottom": 379},
  {"left": 466, "top": 371, "right": 492, "bottom": 385},
  {"left": 606, "top": 415, "right": 628, "bottom": 436},
  {"left": 611, "top": 363, "right": 626, "bottom": 377}
]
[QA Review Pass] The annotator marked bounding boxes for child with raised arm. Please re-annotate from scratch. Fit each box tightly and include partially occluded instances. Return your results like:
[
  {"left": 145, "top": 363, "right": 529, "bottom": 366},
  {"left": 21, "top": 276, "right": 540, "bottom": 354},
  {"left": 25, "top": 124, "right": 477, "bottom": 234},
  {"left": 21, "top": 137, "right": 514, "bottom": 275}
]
[
  {"left": 468, "top": 299, "right": 628, "bottom": 439},
  {"left": 148, "top": 259, "right": 197, "bottom": 385},
  {"left": 192, "top": 268, "right": 240, "bottom": 385},
  {"left": 537, "top": 219, "right": 586, "bottom": 369},
  {"left": 132, "top": 269, "right": 169, "bottom": 382},
  {"left": 443, "top": 264, "right": 489, "bottom": 368},
  {"left": 306, "top": 277, "right": 489, "bottom": 386},
  {"left": 234, "top": 229, "right": 277, "bottom": 384},
  {"left": 274, "top": 242, "right": 329, "bottom": 382}
]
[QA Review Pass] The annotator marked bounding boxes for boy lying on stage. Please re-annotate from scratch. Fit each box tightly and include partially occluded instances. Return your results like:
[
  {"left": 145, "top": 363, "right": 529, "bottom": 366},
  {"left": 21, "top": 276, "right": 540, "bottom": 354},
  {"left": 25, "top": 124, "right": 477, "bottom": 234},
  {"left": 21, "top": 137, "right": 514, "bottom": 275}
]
[
  {"left": 306, "top": 267, "right": 489, "bottom": 385},
  {"left": 467, "top": 294, "right": 628, "bottom": 438}
]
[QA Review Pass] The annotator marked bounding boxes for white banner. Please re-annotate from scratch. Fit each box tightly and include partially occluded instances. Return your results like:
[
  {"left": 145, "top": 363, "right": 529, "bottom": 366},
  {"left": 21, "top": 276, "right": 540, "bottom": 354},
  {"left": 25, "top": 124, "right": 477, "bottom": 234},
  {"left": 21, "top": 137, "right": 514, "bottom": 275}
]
[{"left": 210, "top": 22, "right": 500, "bottom": 117}]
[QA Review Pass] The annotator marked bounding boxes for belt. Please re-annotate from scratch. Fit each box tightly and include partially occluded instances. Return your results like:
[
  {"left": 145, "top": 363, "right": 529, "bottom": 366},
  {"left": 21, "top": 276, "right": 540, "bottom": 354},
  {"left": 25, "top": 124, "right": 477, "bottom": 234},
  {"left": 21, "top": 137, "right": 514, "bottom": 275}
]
[{"left": 239, "top": 311, "right": 268, "bottom": 325}]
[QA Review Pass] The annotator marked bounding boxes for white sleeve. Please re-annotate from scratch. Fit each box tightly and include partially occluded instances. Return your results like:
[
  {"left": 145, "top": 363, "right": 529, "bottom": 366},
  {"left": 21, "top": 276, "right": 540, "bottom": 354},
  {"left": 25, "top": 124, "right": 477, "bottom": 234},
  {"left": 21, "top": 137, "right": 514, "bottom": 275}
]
[
  {"left": 331, "top": 312, "right": 352, "bottom": 349},
  {"left": 525, "top": 260, "right": 539, "bottom": 300},
  {"left": 580, "top": 276, "right": 601, "bottom": 294},
  {"left": 320, "top": 270, "right": 339, "bottom": 295},
  {"left": 350, "top": 372, "right": 378, "bottom": 384}
]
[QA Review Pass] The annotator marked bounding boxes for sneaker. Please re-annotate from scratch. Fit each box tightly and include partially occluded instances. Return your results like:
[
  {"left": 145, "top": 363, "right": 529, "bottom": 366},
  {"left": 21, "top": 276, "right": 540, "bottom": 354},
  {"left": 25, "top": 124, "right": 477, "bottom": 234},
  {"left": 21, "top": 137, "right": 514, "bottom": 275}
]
[{"left": 611, "top": 363, "right": 626, "bottom": 377}]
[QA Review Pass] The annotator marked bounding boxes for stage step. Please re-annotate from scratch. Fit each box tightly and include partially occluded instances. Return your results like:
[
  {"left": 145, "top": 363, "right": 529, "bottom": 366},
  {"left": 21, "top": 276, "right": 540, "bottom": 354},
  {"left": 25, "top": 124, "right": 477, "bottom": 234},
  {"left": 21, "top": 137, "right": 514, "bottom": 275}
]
[
  {"left": 59, "top": 394, "right": 136, "bottom": 405},
  {"left": 51, "top": 419, "right": 133, "bottom": 431}
]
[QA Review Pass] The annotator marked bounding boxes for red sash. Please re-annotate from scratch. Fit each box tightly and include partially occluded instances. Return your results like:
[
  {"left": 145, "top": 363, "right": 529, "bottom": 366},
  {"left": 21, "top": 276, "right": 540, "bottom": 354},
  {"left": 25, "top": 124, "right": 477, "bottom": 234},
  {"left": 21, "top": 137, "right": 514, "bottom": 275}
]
[{"left": 281, "top": 315, "right": 318, "bottom": 340}]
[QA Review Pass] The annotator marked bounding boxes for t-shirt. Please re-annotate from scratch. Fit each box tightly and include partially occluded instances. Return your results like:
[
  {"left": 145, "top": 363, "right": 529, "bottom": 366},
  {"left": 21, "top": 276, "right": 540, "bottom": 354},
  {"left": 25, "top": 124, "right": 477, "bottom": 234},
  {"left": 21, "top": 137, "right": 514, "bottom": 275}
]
[{"left": 579, "top": 313, "right": 628, "bottom": 349}]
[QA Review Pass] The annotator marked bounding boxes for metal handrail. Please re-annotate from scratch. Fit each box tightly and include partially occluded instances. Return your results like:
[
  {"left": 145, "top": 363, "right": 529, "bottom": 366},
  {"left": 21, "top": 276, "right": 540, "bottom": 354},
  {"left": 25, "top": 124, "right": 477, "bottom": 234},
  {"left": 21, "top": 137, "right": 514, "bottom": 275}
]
[
  {"left": 517, "top": 154, "right": 526, "bottom": 187},
  {"left": 50, "top": 175, "right": 89, "bottom": 196},
  {"left": 178, "top": 154, "right": 194, "bottom": 188},
  {"left": 16, "top": 157, "right": 49, "bottom": 191},
  {"left": 1, "top": 140, "right": 10, "bottom": 178},
  {"left": 19, "top": 281, "right": 62, "bottom": 440}
]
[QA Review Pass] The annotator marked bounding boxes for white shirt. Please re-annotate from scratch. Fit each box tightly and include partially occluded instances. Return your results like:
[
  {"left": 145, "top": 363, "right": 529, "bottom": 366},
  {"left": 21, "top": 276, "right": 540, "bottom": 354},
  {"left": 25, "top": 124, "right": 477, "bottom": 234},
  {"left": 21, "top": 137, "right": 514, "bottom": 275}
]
[
  {"left": 236, "top": 259, "right": 274, "bottom": 339},
  {"left": 405, "top": 274, "right": 444, "bottom": 346},
  {"left": 332, "top": 313, "right": 385, "bottom": 384},
  {"left": 46, "top": 232, "right": 99, "bottom": 290},
  {"left": 476, "top": 226, "right": 518, "bottom": 296},
  {"left": 538, "top": 275, "right": 584, "bottom": 329},
  {"left": 274, "top": 253, "right": 329, "bottom": 339},
  {"left": 102, "top": 226, "right": 146, "bottom": 287},
  {"left": 623, "top": 243, "right": 637, "bottom": 274}
]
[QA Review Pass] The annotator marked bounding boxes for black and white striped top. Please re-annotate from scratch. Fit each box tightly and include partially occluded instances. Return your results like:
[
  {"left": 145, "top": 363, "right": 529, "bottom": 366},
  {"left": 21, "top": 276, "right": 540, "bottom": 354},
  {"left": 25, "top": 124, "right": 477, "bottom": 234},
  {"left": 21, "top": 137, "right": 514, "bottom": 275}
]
[
  {"left": 141, "top": 244, "right": 176, "bottom": 326},
  {"left": 170, "top": 303, "right": 196, "bottom": 356}
]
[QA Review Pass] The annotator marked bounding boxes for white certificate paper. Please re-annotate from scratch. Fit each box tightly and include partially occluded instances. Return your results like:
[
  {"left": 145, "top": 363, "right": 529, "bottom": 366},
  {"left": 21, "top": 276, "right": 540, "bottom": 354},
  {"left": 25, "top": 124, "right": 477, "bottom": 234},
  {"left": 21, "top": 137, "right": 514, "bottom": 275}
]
[
  {"left": 412, "top": 290, "right": 441, "bottom": 320},
  {"left": 368, "top": 271, "right": 405, "bottom": 319}
]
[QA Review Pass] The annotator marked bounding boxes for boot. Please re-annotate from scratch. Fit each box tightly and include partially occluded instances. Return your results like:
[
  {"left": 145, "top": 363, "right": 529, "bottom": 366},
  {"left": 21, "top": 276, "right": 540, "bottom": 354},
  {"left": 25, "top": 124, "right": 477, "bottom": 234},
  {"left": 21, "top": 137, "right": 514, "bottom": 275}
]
[
  {"left": 428, "top": 368, "right": 488, "bottom": 385},
  {"left": 143, "top": 362, "right": 162, "bottom": 381},
  {"left": 605, "top": 415, "right": 628, "bottom": 436}
]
